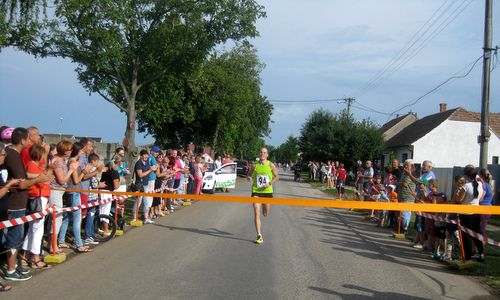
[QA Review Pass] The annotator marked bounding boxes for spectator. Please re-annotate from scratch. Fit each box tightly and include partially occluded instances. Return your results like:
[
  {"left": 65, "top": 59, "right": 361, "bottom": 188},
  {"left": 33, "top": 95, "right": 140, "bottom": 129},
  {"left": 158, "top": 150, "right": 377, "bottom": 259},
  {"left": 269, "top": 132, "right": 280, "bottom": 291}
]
[
  {"left": 354, "top": 160, "right": 364, "bottom": 200},
  {"left": 193, "top": 156, "right": 206, "bottom": 195},
  {"left": 21, "top": 144, "right": 53, "bottom": 269},
  {"left": 428, "top": 179, "right": 447, "bottom": 260},
  {"left": 83, "top": 153, "right": 101, "bottom": 245},
  {"left": 3, "top": 128, "right": 53, "bottom": 281},
  {"left": 142, "top": 146, "right": 160, "bottom": 217},
  {"left": 133, "top": 149, "right": 156, "bottom": 223},
  {"left": 454, "top": 165, "right": 485, "bottom": 261},
  {"left": 214, "top": 155, "right": 222, "bottom": 169},
  {"left": 478, "top": 168, "right": 494, "bottom": 240},
  {"left": 391, "top": 159, "right": 401, "bottom": 180},
  {"left": 399, "top": 159, "right": 416, "bottom": 234},
  {"left": 99, "top": 157, "right": 121, "bottom": 234},
  {"left": 49, "top": 140, "right": 78, "bottom": 254},
  {"left": 412, "top": 179, "right": 429, "bottom": 249},
  {"left": 20, "top": 126, "right": 43, "bottom": 167},
  {"left": 336, "top": 163, "right": 347, "bottom": 200},
  {"left": 0, "top": 142, "right": 21, "bottom": 291},
  {"left": 386, "top": 185, "right": 398, "bottom": 228},
  {"left": 58, "top": 142, "right": 92, "bottom": 253},
  {"left": 362, "top": 160, "right": 374, "bottom": 200},
  {"left": 112, "top": 147, "right": 130, "bottom": 193}
]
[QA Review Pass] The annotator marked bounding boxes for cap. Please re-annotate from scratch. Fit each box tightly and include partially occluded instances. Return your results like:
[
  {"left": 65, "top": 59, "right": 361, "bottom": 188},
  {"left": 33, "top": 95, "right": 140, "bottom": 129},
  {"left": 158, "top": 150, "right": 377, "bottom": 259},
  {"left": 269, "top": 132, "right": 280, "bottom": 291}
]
[
  {"left": 0, "top": 127, "right": 14, "bottom": 141},
  {"left": 150, "top": 146, "right": 160, "bottom": 152},
  {"left": 387, "top": 184, "right": 396, "bottom": 190},
  {"left": 417, "top": 178, "right": 429, "bottom": 186}
]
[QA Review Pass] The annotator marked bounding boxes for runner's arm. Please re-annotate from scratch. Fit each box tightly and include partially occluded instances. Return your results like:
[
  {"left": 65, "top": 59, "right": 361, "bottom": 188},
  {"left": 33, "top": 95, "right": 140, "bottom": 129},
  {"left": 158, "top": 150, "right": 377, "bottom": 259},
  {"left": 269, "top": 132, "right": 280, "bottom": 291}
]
[{"left": 269, "top": 163, "right": 280, "bottom": 186}]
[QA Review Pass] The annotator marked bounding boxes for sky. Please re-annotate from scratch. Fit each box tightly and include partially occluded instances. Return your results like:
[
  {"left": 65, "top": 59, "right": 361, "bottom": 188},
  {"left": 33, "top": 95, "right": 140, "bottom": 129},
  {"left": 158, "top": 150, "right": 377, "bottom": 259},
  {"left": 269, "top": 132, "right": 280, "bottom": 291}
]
[{"left": 0, "top": 0, "right": 499, "bottom": 147}]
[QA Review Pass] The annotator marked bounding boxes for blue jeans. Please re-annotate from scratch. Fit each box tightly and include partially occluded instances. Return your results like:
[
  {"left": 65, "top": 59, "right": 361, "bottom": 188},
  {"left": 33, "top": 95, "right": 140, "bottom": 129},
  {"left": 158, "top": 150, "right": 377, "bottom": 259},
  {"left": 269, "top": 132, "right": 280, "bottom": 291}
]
[
  {"left": 85, "top": 202, "right": 97, "bottom": 240},
  {"left": 402, "top": 211, "right": 412, "bottom": 230},
  {"left": 4, "top": 210, "right": 26, "bottom": 249},
  {"left": 58, "top": 193, "right": 84, "bottom": 247}
]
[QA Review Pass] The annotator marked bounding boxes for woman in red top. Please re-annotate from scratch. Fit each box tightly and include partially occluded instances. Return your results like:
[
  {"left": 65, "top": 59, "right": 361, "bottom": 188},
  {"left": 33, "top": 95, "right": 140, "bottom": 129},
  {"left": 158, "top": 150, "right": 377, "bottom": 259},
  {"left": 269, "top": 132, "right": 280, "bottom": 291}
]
[
  {"left": 336, "top": 163, "right": 347, "bottom": 200},
  {"left": 21, "top": 144, "right": 52, "bottom": 269}
]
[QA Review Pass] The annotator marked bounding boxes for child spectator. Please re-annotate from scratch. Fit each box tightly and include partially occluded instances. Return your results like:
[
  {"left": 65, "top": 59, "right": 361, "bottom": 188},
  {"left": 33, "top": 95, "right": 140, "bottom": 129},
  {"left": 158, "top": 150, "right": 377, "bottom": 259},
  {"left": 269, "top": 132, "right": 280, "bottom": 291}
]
[
  {"left": 83, "top": 153, "right": 101, "bottom": 245},
  {"left": 336, "top": 163, "right": 347, "bottom": 200},
  {"left": 386, "top": 185, "right": 398, "bottom": 228},
  {"left": 368, "top": 174, "right": 383, "bottom": 220},
  {"left": 428, "top": 179, "right": 447, "bottom": 260},
  {"left": 412, "top": 180, "right": 429, "bottom": 249}
]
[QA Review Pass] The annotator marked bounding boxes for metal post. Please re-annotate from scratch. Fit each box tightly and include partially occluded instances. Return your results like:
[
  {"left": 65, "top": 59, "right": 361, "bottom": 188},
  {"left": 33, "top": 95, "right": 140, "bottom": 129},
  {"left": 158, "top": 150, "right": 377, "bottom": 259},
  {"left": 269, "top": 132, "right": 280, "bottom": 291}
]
[{"left": 479, "top": 0, "right": 493, "bottom": 169}]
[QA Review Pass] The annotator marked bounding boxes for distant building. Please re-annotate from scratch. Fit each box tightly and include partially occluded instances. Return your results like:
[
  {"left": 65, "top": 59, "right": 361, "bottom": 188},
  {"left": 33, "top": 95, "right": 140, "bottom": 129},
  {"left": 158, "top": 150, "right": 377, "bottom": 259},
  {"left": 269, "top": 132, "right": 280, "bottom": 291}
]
[
  {"left": 381, "top": 103, "right": 500, "bottom": 168},
  {"left": 42, "top": 133, "right": 120, "bottom": 161}
]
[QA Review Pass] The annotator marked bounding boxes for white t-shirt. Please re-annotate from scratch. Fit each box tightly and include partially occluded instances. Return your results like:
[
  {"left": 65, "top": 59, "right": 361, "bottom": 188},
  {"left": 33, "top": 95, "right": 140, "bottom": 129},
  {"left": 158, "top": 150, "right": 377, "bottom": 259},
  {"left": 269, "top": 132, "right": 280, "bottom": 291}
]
[{"left": 462, "top": 180, "right": 484, "bottom": 206}]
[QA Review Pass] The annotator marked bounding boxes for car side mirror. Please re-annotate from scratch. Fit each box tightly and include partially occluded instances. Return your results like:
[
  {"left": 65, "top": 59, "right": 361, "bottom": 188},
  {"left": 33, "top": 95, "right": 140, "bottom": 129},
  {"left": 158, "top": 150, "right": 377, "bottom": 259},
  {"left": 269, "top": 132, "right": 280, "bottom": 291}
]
[{"left": 215, "top": 170, "right": 221, "bottom": 175}]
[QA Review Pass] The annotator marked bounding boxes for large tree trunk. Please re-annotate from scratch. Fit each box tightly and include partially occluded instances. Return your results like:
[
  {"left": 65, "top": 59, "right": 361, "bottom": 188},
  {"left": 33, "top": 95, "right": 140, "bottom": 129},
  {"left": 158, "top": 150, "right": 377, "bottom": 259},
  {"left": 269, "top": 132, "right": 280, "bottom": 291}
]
[{"left": 124, "top": 96, "right": 138, "bottom": 176}]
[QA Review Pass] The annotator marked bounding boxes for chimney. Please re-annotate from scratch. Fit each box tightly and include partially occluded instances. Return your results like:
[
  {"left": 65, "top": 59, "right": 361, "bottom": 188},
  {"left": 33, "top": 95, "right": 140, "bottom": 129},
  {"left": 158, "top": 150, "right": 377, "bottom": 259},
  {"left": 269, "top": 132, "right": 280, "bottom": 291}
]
[{"left": 439, "top": 103, "right": 447, "bottom": 113}]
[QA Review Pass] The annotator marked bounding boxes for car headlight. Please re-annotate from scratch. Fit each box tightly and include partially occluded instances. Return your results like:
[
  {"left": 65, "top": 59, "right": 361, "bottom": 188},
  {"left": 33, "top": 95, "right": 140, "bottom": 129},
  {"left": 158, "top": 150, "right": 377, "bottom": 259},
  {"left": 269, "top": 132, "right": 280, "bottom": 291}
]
[{"left": 205, "top": 175, "right": 213, "bottom": 181}]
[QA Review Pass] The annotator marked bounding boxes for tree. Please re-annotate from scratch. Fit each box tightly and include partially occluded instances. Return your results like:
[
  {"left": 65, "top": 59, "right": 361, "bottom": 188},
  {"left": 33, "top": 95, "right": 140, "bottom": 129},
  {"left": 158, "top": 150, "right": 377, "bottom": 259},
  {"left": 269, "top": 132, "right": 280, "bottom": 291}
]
[
  {"left": 137, "top": 42, "right": 272, "bottom": 159},
  {"left": 274, "top": 135, "right": 299, "bottom": 163},
  {"left": 1, "top": 0, "right": 46, "bottom": 48},
  {"left": 299, "top": 108, "right": 384, "bottom": 167},
  {"left": 13, "top": 0, "right": 265, "bottom": 165}
]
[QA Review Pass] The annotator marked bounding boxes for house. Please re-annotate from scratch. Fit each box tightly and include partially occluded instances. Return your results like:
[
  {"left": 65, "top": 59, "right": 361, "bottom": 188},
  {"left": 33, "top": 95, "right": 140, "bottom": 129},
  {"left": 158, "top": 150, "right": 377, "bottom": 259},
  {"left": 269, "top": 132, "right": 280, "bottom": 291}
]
[
  {"left": 380, "top": 112, "right": 417, "bottom": 141},
  {"left": 382, "top": 104, "right": 500, "bottom": 168}
]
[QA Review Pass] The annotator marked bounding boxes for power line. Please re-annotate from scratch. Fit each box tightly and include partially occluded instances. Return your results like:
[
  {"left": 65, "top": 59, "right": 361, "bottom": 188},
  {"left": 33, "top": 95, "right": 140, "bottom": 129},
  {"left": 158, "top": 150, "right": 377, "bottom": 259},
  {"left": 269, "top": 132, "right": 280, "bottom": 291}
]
[
  {"left": 355, "top": 0, "right": 454, "bottom": 95},
  {"left": 355, "top": 0, "right": 473, "bottom": 98},
  {"left": 386, "top": 54, "right": 484, "bottom": 121},
  {"left": 363, "top": 0, "right": 474, "bottom": 96},
  {"left": 269, "top": 98, "right": 346, "bottom": 104}
]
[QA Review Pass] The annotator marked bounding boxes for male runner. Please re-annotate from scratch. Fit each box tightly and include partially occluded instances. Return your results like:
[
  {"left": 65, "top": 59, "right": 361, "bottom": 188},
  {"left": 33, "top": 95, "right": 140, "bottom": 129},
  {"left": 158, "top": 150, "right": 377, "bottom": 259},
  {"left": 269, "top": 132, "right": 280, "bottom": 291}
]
[{"left": 248, "top": 147, "right": 279, "bottom": 244}]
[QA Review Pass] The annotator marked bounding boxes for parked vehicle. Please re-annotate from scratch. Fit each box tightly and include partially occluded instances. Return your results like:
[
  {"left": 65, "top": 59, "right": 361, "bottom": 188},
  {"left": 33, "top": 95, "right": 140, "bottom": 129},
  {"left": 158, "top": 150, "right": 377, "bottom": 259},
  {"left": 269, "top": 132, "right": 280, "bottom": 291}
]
[{"left": 202, "top": 163, "right": 237, "bottom": 194}]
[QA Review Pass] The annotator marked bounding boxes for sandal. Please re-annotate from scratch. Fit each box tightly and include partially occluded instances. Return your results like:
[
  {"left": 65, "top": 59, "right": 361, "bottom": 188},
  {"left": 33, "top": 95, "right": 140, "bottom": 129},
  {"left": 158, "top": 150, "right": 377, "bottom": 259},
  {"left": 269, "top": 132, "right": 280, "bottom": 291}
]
[
  {"left": 58, "top": 243, "right": 70, "bottom": 249},
  {"left": 0, "top": 282, "right": 12, "bottom": 292},
  {"left": 75, "top": 246, "right": 93, "bottom": 253},
  {"left": 30, "top": 260, "right": 52, "bottom": 270}
]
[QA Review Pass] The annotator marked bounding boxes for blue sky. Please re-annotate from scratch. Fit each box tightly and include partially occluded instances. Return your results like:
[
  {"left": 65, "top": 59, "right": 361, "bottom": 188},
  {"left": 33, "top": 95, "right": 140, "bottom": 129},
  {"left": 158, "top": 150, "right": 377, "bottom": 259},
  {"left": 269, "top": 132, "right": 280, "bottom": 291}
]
[{"left": 1, "top": 0, "right": 499, "bottom": 147}]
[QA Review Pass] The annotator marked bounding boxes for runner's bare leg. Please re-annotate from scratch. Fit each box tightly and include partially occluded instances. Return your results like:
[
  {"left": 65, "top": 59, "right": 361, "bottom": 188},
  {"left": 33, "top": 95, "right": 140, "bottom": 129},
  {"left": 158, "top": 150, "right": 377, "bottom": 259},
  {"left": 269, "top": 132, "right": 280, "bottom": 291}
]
[{"left": 253, "top": 201, "right": 262, "bottom": 235}]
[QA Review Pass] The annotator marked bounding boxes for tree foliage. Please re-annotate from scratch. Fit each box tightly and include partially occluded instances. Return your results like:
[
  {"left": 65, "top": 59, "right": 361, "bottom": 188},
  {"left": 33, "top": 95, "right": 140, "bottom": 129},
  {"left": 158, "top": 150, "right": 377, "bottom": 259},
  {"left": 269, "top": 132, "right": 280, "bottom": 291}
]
[
  {"left": 299, "top": 109, "right": 384, "bottom": 166},
  {"left": 9, "top": 0, "right": 265, "bottom": 166},
  {"left": 272, "top": 135, "right": 299, "bottom": 163},
  {"left": 137, "top": 42, "right": 272, "bottom": 159},
  {"left": 0, "top": 0, "right": 46, "bottom": 48}
]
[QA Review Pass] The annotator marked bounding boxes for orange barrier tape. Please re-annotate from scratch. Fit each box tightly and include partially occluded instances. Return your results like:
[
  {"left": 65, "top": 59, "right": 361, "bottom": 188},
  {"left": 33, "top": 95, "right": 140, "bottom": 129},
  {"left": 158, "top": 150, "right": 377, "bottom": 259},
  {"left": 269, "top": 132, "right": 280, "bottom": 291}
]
[{"left": 55, "top": 188, "right": 500, "bottom": 215}]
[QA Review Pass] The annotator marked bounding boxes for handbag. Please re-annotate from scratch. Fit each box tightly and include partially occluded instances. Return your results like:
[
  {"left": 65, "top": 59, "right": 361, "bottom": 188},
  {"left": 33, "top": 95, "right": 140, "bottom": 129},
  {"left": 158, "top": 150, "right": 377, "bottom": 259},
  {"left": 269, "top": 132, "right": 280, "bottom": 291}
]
[{"left": 27, "top": 197, "right": 43, "bottom": 214}]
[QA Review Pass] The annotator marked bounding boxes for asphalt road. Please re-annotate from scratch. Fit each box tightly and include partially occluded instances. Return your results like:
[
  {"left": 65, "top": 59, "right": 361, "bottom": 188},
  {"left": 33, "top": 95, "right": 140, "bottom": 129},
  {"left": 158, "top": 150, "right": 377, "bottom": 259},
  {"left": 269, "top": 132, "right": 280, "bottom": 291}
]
[{"left": 5, "top": 172, "right": 495, "bottom": 299}]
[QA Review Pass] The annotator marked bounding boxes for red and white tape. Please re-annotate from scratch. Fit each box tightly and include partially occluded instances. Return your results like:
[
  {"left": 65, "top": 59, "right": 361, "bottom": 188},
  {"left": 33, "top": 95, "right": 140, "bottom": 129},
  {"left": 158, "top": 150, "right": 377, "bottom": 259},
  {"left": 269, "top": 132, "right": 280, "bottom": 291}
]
[
  {"left": 0, "top": 184, "right": 169, "bottom": 230},
  {"left": 417, "top": 212, "right": 500, "bottom": 248}
]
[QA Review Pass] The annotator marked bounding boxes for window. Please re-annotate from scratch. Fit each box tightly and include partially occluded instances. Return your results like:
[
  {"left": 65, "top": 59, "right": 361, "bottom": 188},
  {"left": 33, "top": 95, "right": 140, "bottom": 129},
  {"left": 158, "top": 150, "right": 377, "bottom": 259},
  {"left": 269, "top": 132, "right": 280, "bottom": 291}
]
[
  {"left": 402, "top": 153, "right": 408, "bottom": 162},
  {"left": 493, "top": 156, "right": 499, "bottom": 165}
]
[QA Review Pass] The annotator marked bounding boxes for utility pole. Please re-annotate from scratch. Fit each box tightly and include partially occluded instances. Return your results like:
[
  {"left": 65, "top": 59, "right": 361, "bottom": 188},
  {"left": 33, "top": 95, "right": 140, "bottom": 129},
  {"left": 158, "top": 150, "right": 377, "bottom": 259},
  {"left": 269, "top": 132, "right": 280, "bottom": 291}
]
[
  {"left": 479, "top": 0, "right": 493, "bottom": 169},
  {"left": 338, "top": 97, "right": 355, "bottom": 115}
]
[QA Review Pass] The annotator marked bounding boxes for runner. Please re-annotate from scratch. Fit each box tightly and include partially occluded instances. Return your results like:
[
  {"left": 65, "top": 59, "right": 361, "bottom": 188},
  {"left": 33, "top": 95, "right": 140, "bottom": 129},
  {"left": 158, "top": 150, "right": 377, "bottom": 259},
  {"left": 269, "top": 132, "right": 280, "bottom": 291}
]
[{"left": 247, "top": 147, "right": 279, "bottom": 244}]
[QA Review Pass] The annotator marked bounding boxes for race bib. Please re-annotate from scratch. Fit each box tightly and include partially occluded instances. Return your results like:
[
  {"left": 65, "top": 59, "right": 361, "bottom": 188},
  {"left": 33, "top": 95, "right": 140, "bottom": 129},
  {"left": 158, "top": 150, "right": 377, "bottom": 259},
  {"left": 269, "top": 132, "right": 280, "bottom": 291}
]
[{"left": 256, "top": 174, "right": 270, "bottom": 189}]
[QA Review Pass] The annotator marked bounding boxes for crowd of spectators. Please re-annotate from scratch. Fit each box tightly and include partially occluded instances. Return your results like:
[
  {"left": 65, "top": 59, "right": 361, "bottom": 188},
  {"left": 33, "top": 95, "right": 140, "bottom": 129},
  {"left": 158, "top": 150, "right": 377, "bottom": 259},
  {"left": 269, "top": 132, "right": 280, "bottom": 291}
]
[
  {"left": 302, "top": 157, "right": 495, "bottom": 265},
  {"left": 0, "top": 125, "right": 214, "bottom": 291}
]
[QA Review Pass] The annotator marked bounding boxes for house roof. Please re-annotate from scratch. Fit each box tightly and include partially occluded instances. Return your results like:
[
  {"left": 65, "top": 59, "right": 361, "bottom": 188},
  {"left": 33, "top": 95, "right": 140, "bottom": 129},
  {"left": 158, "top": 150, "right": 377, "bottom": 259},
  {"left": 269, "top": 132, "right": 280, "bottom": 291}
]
[
  {"left": 385, "top": 108, "right": 460, "bottom": 148},
  {"left": 385, "top": 107, "right": 500, "bottom": 148},
  {"left": 380, "top": 113, "right": 412, "bottom": 133}
]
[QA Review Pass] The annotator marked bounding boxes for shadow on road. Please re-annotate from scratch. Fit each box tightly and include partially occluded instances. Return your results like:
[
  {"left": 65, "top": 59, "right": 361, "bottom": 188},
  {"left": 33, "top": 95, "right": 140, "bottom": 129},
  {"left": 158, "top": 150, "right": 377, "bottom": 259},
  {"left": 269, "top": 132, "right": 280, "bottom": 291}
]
[
  {"left": 309, "top": 284, "right": 429, "bottom": 299},
  {"left": 152, "top": 223, "right": 253, "bottom": 243}
]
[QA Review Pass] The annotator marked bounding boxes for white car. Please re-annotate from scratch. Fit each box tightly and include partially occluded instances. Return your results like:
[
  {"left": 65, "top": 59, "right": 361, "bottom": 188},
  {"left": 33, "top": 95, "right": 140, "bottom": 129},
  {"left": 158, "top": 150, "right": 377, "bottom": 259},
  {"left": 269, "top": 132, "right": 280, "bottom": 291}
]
[{"left": 202, "top": 163, "right": 237, "bottom": 194}]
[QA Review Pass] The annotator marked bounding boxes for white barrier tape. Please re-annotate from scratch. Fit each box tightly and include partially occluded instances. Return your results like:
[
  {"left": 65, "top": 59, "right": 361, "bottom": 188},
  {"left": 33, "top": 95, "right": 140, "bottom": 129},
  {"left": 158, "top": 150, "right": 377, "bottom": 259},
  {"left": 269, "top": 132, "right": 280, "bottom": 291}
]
[
  {"left": 0, "top": 185, "right": 168, "bottom": 230},
  {"left": 417, "top": 212, "right": 500, "bottom": 248}
]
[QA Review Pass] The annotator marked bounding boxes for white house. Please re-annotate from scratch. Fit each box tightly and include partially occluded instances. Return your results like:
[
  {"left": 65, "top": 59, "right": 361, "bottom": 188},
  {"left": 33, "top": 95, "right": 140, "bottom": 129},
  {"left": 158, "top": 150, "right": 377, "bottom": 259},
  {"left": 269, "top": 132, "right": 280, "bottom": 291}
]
[{"left": 382, "top": 104, "right": 500, "bottom": 168}]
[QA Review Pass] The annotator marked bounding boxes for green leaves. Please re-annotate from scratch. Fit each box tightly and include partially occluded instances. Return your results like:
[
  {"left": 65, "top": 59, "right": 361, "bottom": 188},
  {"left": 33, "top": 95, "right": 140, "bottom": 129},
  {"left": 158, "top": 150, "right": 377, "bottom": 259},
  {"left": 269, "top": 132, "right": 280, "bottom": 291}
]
[
  {"left": 299, "top": 109, "right": 384, "bottom": 166},
  {"left": 136, "top": 42, "right": 272, "bottom": 159}
]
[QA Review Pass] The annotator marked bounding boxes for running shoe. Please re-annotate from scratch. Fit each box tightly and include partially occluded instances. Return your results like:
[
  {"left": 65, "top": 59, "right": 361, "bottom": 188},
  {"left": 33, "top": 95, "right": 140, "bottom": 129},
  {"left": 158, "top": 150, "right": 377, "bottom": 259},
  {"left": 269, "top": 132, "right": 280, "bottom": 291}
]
[
  {"left": 144, "top": 219, "right": 155, "bottom": 224},
  {"left": 412, "top": 243, "right": 423, "bottom": 249},
  {"left": 16, "top": 264, "right": 31, "bottom": 275},
  {"left": 4, "top": 270, "right": 32, "bottom": 281},
  {"left": 255, "top": 235, "right": 263, "bottom": 244},
  {"left": 84, "top": 237, "right": 99, "bottom": 245}
]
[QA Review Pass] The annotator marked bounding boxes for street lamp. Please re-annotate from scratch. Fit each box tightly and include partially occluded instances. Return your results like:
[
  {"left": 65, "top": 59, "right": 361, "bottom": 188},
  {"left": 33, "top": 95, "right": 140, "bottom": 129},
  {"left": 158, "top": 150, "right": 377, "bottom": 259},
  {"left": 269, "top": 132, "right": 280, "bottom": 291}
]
[{"left": 59, "top": 117, "right": 63, "bottom": 140}]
